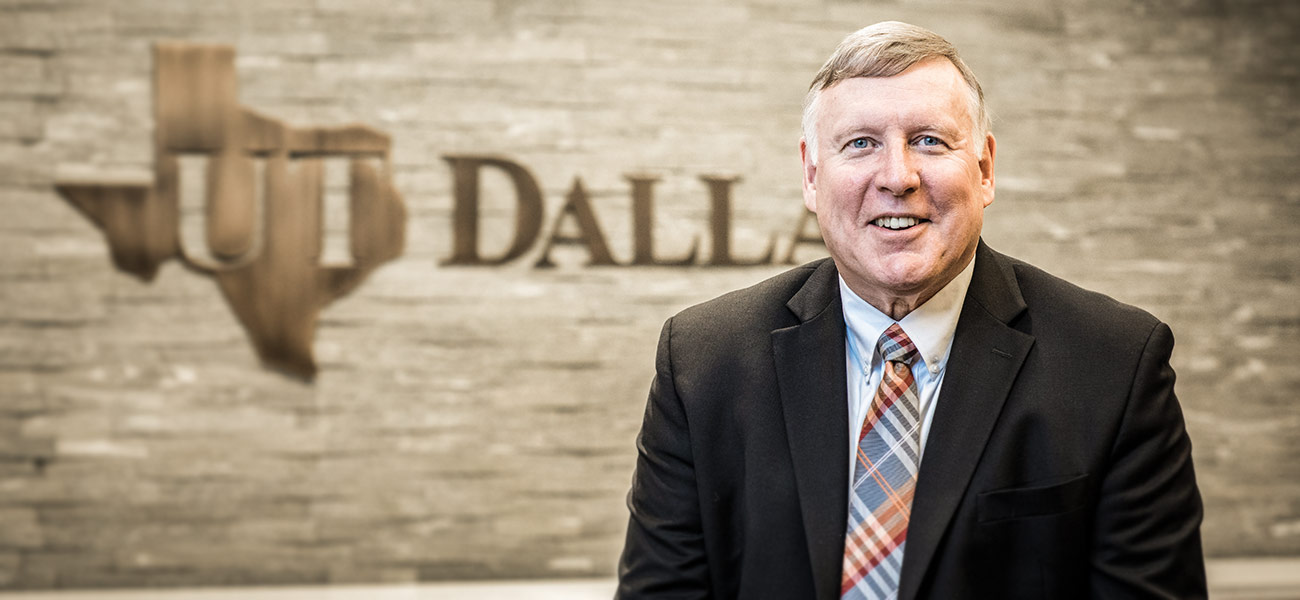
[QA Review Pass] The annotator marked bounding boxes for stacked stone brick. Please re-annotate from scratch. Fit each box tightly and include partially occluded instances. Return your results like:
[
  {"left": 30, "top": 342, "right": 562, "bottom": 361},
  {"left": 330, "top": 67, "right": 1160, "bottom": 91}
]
[{"left": 0, "top": 0, "right": 1297, "bottom": 589}]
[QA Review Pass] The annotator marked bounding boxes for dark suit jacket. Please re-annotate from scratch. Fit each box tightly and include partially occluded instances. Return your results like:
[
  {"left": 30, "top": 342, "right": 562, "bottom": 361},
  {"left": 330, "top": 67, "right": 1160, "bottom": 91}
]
[{"left": 617, "top": 241, "right": 1205, "bottom": 599}]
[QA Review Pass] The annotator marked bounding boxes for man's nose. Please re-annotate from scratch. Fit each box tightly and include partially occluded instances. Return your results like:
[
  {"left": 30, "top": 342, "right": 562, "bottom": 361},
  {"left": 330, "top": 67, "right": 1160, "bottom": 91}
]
[{"left": 877, "top": 143, "right": 920, "bottom": 196}]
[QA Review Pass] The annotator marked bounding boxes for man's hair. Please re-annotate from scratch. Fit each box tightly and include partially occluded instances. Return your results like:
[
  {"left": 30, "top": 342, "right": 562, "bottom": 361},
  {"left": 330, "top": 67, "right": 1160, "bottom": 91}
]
[{"left": 802, "top": 21, "right": 991, "bottom": 161}]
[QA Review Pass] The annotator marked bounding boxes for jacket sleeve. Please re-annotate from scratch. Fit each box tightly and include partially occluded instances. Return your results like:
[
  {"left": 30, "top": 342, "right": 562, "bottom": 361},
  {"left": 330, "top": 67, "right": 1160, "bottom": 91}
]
[
  {"left": 617, "top": 317, "right": 711, "bottom": 599},
  {"left": 1090, "top": 322, "right": 1207, "bottom": 598}
]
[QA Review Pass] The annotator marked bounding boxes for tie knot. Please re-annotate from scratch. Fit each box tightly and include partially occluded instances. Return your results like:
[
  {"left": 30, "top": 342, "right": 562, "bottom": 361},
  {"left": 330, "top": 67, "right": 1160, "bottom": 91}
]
[{"left": 878, "top": 323, "right": 919, "bottom": 365}]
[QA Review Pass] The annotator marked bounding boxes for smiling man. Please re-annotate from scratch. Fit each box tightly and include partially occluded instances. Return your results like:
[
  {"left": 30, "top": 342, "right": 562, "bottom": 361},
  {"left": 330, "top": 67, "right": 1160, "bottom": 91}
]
[{"left": 617, "top": 21, "right": 1206, "bottom": 600}]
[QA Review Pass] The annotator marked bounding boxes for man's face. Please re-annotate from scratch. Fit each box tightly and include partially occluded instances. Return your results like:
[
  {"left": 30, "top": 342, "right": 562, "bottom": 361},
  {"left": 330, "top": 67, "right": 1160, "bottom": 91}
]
[{"left": 801, "top": 58, "right": 995, "bottom": 312}]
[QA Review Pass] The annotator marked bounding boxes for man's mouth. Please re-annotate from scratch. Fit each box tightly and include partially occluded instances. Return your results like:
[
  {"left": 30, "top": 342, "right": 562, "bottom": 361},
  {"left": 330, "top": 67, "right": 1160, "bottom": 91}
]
[{"left": 871, "top": 216, "right": 926, "bottom": 230}]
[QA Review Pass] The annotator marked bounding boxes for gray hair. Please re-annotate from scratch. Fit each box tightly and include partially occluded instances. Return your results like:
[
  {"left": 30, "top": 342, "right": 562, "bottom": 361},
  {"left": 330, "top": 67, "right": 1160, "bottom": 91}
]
[{"left": 801, "top": 21, "right": 991, "bottom": 161}]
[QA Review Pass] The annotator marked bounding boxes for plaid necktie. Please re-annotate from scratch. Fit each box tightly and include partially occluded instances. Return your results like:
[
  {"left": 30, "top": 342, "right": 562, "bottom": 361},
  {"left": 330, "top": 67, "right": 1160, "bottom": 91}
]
[{"left": 842, "top": 323, "right": 922, "bottom": 599}]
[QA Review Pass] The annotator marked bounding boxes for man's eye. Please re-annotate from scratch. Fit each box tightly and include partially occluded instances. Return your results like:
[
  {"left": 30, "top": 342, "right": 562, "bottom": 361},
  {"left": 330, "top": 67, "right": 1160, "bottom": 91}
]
[
  {"left": 917, "top": 135, "right": 942, "bottom": 146},
  {"left": 849, "top": 138, "right": 870, "bottom": 149}
]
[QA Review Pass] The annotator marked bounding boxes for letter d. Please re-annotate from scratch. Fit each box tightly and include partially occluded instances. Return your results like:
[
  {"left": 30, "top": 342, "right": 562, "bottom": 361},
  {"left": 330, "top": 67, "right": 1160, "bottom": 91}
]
[{"left": 441, "top": 155, "right": 544, "bottom": 265}]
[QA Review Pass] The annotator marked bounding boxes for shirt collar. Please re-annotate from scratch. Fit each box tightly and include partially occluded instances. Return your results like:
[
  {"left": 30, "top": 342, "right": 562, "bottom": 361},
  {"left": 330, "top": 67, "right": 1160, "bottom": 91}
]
[{"left": 839, "top": 254, "right": 977, "bottom": 374}]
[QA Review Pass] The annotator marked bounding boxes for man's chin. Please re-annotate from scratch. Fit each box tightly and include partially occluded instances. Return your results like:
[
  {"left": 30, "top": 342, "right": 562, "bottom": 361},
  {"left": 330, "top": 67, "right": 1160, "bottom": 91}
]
[
  {"left": 859, "top": 259, "right": 934, "bottom": 293},
  {"left": 837, "top": 262, "right": 932, "bottom": 300}
]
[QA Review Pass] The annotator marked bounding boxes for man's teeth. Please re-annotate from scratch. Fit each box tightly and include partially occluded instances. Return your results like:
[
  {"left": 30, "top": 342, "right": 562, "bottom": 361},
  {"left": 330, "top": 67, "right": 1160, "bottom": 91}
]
[{"left": 873, "top": 217, "right": 920, "bottom": 230}]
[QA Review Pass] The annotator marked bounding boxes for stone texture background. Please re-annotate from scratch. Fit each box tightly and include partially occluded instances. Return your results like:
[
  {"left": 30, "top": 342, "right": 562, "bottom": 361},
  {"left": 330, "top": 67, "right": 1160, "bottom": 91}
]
[{"left": 1, "top": 0, "right": 1297, "bottom": 589}]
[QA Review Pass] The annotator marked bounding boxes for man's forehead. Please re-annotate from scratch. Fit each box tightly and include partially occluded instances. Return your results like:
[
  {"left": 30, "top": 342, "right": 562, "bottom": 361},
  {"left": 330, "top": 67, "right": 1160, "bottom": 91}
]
[
  {"left": 818, "top": 62, "right": 973, "bottom": 130},
  {"left": 819, "top": 57, "right": 963, "bottom": 93}
]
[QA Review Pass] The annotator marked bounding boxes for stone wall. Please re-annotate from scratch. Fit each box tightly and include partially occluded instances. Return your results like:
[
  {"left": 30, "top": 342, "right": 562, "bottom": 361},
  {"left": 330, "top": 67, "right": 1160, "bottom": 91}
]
[{"left": 1, "top": 0, "right": 1297, "bottom": 588}]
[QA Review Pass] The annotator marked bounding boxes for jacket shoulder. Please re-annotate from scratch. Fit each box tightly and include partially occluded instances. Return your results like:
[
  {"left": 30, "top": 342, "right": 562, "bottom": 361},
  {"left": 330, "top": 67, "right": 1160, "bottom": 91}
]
[
  {"left": 669, "top": 259, "right": 826, "bottom": 339},
  {"left": 1000, "top": 253, "right": 1165, "bottom": 348}
]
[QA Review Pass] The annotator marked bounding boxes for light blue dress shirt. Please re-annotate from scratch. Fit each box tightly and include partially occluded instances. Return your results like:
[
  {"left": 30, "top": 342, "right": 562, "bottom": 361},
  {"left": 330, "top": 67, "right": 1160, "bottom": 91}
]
[{"left": 839, "top": 256, "right": 977, "bottom": 493}]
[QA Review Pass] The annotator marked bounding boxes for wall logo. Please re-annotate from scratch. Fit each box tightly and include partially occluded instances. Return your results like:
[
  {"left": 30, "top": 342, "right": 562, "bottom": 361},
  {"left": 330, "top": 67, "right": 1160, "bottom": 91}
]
[{"left": 55, "top": 43, "right": 407, "bottom": 379}]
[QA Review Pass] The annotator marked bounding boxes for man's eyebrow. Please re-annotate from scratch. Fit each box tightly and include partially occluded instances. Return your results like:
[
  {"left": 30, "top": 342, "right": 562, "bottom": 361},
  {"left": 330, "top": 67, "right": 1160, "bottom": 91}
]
[
  {"left": 913, "top": 123, "right": 963, "bottom": 137},
  {"left": 829, "top": 125, "right": 882, "bottom": 144}
]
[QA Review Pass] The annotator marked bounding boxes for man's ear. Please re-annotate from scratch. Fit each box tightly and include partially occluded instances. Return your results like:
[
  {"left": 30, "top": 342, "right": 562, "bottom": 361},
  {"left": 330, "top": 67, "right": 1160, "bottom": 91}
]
[
  {"left": 979, "top": 132, "right": 996, "bottom": 208},
  {"left": 800, "top": 137, "right": 817, "bottom": 212}
]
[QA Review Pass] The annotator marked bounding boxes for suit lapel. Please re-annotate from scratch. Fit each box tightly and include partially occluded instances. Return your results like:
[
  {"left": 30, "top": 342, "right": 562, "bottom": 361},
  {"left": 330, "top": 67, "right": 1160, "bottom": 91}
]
[
  {"left": 772, "top": 259, "right": 850, "bottom": 600},
  {"left": 897, "top": 242, "right": 1035, "bottom": 600}
]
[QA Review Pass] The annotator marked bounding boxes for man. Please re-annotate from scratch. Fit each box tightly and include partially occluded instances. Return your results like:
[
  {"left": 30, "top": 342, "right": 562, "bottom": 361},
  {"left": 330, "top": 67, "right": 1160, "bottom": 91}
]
[{"left": 617, "top": 21, "right": 1205, "bottom": 600}]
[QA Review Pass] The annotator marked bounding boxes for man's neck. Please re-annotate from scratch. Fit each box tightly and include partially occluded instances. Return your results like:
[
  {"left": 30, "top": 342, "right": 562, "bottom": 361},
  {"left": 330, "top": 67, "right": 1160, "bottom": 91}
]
[
  {"left": 877, "top": 296, "right": 929, "bottom": 321},
  {"left": 839, "top": 276, "right": 942, "bottom": 321},
  {"left": 837, "top": 254, "right": 978, "bottom": 321}
]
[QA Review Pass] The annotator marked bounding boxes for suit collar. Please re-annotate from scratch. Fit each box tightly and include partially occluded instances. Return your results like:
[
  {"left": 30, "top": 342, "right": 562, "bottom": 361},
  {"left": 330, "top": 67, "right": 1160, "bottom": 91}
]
[
  {"left": 962, "top": 240, "right": 1028, "bottom": 324},
  {"left": 897, "top": 241, "right": 1035, "bottom": 600},
  {"left": 785, "top": 257, "right": 842, "bottom": 323},
  {"left": 773, "top": 258, "right": 850, "bottom": 600}
]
